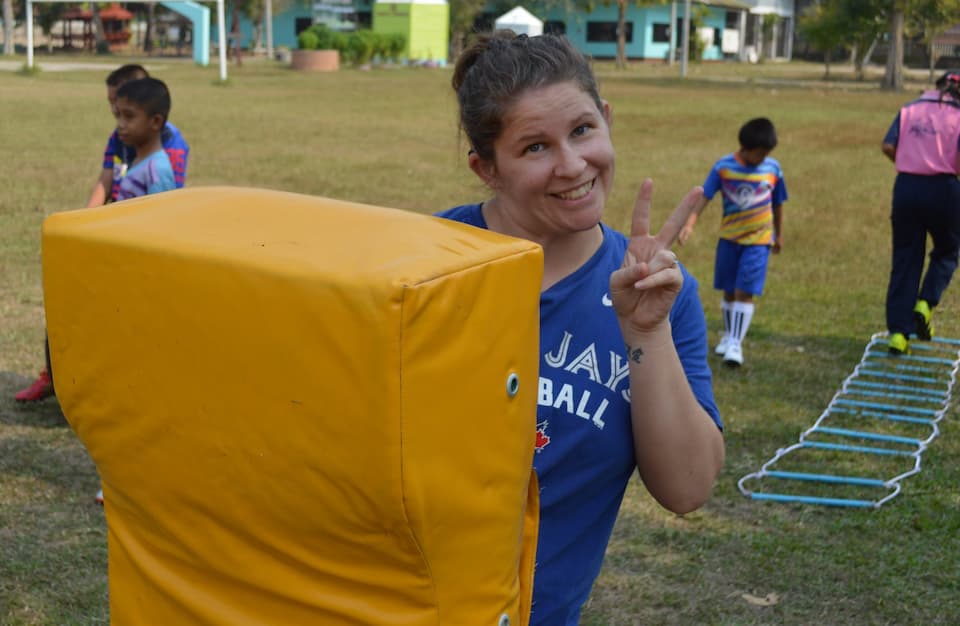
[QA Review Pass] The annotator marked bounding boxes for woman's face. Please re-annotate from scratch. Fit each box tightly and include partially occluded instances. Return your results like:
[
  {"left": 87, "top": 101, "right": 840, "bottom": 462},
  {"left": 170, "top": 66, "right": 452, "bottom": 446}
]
[{"left": 473, "top": 81, "right": 615, "bottom": 239}]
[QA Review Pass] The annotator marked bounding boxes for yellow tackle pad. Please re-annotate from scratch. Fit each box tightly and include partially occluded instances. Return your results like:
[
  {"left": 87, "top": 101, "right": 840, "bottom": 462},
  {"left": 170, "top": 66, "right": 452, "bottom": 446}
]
[{"left": 42, "top": 188, "right": 542, "bottom": 626}]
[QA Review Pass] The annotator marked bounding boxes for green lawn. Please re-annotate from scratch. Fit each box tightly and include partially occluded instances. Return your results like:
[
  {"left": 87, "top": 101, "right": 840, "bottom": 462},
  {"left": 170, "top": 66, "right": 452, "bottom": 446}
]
[{"left": 1, "top": 55, "right": 958, "bottom": 625}]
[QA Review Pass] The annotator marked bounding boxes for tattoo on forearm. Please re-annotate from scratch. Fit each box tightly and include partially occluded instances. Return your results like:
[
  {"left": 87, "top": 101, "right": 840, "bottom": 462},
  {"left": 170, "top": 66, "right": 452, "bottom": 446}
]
[{"left": 625, "top": 343, "right": 643, "bottom": 364}]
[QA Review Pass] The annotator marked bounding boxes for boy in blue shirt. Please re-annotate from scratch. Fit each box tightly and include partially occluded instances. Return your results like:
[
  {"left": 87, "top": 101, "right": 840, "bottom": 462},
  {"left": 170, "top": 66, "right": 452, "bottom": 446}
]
[
  {"left": 678, "top": 117, "right": 788, "bottom": 367},
  {"left": 87, "top": 64, "right": 190, "bottom": 208},
  {"left": 87, "top": 63, "right": 189, "bottom": 207},
  {"left": 112, "top": 77, "right": 177, "bottom": 200}
]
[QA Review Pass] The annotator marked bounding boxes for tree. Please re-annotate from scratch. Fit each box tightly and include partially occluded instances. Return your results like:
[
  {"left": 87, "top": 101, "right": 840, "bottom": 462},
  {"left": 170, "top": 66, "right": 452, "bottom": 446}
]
[
  {"left": 230, "top": 0, "right": 242, "bottom": 64},
  {"left": 603, "top": 0, "right": 670, "bottom": 69},
  {"left": 838, "top": 0, "right": 887, "bottom": 80},
  {"left": 237, "top": 0, "right": 296, "bottom": 53},
  {"left": 758, "top": 13, "right": 777, "bottom": 62},
  {"left": 799, "top": 1, "right": 846, "bottom": 78},
  {"left": 2, "top": 0, "right": 13, "bottom": 55},
  {"left": 800, "top": 0, "right": 887, "bottom": 81},
  {"left": 908, "top": 0, "right": 960, "bottom": 83},
  {"left": 536, "top": 0, "right": 669, "bottom": 69},
  {"left": 35, "top": 3, "right": 67, "bottom": 53},
  {"left": 448, "top": 0, "right": 501, "bottom": 61},
  {"left": 883, "top": 0, "right": 905, "bottom": 90},
  {"left": 144, "top": 2, "right": 155, "bottom": 53},
  {"left": 91, "top": 2, "right": 107, "bottom": 49}
]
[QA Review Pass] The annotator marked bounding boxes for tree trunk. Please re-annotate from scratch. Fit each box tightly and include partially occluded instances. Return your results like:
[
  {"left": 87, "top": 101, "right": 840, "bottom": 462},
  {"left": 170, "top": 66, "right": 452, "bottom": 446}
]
[
  {"left": 252, "top": 21, "right": 262, "bottom": 54},
  {"left": 91, "top": 3, "right": 106, "bottom": 47},
  {"left": 2, "top": 0, "right": 13, "bottom": 55},
  {"left": 231, "top": 1, "right": 242, "bottom": 66},
  {"left": 145, "top": 3, "right": 155, "bottom": 53},
  {"left": 883, "top": 6, "right": 904, "bottom": 91},
  {"left": 616, "top": 0, "right": 627, "bottom": 70},
  {"left": 863, "top": 38, "right": 878, "bottom": 67},
  {"left": 824, "top": 50, "right": 831, "bottom": 80},
  {"left": 450, "top": 31, "right": 464, "bottom": 64}
]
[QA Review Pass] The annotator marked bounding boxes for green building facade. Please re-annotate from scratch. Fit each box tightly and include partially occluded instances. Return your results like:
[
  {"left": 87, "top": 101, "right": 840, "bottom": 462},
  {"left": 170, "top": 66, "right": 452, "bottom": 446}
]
[{"left": 373, "top": 0, "right": 449, "bottom": 64}]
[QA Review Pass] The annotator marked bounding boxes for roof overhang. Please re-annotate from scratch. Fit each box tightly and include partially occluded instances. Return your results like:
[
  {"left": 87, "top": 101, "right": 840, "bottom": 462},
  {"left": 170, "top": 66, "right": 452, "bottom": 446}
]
[{"left": 697, "top": 0, "right": 753, "bottom": 11}]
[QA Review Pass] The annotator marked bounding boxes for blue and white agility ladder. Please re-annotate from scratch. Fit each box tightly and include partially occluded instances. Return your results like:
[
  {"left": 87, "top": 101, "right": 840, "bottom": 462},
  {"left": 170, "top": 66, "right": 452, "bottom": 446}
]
[{"left": 738, "top": 333, "right": 960, "bottom": 508}]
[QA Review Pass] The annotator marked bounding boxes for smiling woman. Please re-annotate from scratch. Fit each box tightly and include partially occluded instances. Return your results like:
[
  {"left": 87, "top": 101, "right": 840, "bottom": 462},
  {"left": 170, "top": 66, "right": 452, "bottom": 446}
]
[{"left": 435, "top": 31, "right": 725, "bottom": 626}]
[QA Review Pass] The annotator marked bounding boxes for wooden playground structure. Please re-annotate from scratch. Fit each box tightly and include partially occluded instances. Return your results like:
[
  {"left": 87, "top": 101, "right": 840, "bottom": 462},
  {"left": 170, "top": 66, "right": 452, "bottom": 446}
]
[{"left": 59, "top": 3, "right": 133, "bottom": 51}]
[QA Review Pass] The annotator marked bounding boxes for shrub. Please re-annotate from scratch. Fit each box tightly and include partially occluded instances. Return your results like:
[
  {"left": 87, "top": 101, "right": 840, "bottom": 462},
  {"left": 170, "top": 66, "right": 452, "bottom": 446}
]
[
  {"left": 298, "top": 26, "right": 404, "bottom": 66},
  {"left": 298, "top": 24, "right": 346, "bottom": 51},
  {"left": 345, "top": 30, "right": 378, "bottom": 66},
  {"left": 385, "top": 33, "right": 406, "bottom": 63},
  {"left": 297, "top": 30, "right": 319, "bottom": 50}
]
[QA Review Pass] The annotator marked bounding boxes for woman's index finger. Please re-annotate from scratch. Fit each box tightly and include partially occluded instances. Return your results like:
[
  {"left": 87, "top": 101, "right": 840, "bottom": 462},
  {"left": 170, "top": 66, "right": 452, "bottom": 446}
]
[{"left": 630, "top": 178, "right": 654, "bottom": 239}]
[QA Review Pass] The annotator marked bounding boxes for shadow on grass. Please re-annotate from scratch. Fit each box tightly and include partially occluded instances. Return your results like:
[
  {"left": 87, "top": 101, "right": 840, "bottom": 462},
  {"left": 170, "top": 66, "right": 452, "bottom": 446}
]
[
  {"left": 600, "top": 73, "right": 888, "bottom": 93},
  {"left": 0, "top": 370, "right": 68, "bottom": 428},
  {"left": 711, "top": 328, "right": 867, "bottom": 427}
]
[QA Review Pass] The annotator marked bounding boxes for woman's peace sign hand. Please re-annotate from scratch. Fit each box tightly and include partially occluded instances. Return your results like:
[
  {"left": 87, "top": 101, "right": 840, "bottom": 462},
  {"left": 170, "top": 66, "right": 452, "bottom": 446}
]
[{"left": 609, "top": 179, "right": 703, "bottom": 339}]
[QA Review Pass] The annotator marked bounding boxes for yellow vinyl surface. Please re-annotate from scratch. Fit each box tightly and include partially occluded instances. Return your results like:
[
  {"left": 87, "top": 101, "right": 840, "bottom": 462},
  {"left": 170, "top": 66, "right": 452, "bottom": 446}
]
[{"left": 42, "top": 188, "right": 542, "bottom": 626}]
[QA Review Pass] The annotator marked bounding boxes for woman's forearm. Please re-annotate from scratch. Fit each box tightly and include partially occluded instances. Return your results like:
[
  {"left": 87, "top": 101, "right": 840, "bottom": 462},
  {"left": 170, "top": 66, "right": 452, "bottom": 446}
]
[{"left": 624, "top": 323, "right": 725, "bottom": 514}]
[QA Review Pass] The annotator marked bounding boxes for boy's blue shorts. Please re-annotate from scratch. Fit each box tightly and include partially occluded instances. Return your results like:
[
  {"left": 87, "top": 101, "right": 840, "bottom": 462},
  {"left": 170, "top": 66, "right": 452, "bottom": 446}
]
[{"left": 713, "top": 238, "right": 770, "bottom": 296}]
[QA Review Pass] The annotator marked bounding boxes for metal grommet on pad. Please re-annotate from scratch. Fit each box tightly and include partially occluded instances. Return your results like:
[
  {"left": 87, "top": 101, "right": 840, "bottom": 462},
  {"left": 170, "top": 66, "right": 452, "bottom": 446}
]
[{"left": 506, "top": 373, "right": 520, "bottom": 397}]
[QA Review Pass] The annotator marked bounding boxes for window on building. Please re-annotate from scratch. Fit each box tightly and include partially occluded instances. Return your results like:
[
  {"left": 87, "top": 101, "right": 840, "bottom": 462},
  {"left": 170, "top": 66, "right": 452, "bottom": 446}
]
[
  {"left": 586, "top": 21, "right": 633, "bottom": 43},
  {"left": 356, "top": 10, "right": 372, "bottom": 28},
  {"left": 544, "top": 20, "right": 566, "bottom": 35},
  {"left": 714, "top": 27, "right": 722, "bottom": 47},
  {"left": 295, "top": 17, "right": 313, "bottom": 36},
  {"left": 725, "top": 11, "right": 739, "bottom": 28},
  {"left": 652, "top": 23, "right": 670, "bottom": 43}
]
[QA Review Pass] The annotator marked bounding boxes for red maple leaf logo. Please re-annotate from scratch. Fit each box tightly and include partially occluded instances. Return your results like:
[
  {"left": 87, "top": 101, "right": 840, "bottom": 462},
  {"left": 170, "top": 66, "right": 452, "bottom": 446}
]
[{"left": 535, "top": 421, "right": 551, "bottom": 452}]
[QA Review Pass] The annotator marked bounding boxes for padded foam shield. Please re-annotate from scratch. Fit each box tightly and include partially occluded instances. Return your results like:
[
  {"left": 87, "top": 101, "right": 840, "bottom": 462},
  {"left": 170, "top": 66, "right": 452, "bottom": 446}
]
[{"left": 42, "top": 187, "right": 542, "bottom": 626}]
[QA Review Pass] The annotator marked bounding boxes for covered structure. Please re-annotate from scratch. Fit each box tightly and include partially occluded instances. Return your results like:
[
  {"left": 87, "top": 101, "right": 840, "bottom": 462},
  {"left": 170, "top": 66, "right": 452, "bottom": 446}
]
[
  {"left": 25, "top": 0, "right": 228, "bottom": 80},
  {"left": 100, "top": 3, "right": 134, "bottom": 48},
  {"left": 57, "top": 3, "right": 132, "bottom": 50},
  {"left": 494, "top": 6, "right": 542, "bottom": 37},
  {"left": 59, "top": 6, "right": 94, "bottom": 50}
]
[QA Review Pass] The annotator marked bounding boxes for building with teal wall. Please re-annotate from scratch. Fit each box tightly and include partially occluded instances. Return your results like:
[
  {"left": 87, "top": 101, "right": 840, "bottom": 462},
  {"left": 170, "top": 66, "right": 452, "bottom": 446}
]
[
  {"left": 538, "top": 3, "right": 730, "bottom": 62},
  {"left": 226, "top": 0, "right": 791, "bottom": 62}
]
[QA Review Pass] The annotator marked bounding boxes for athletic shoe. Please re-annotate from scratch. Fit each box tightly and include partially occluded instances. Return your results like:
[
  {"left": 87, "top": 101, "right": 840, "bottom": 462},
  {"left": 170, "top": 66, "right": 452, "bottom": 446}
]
[
  {"left": 723, "top": 342, "right": 743, "bottom": 367},
  {"left": 714, "top": 334, "right": 732, "bottom": 356},
  {"left": 888, "top": 332, "right": 909, "bottom": 356},
  {"left": 913, "top": 300, "right": 934, "bottom": 341},
  {"left": 14, "top": 369, "right": 54, "bottom": 402}
]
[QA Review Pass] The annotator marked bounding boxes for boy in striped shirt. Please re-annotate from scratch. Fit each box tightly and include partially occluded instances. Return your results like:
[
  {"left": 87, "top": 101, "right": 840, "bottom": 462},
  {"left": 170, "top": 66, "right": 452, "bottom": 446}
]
[{"left": 679, "top": 117, "right": 788, "bottom": 367}]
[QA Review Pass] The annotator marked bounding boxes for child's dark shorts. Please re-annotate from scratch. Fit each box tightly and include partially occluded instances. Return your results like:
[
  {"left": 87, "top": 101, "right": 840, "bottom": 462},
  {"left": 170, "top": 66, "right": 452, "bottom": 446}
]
[{"left": 714, "top": 238, "right": 770, "bottom": 296}]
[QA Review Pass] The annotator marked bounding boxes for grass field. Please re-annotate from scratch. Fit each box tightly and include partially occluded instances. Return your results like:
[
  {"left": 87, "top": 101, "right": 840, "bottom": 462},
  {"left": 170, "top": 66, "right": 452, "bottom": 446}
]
[{"left": 2, "top": 54, "right": 959, "bottom": 625}]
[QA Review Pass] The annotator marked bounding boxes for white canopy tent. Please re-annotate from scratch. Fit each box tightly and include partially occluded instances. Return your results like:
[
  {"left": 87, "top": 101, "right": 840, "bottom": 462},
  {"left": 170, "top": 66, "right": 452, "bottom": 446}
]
[
  {"left": 24, "top": 0, "right": 228, "bottom": 81},
  {"left": 493, "top": 6, "right": 542, "bottom": 37}
]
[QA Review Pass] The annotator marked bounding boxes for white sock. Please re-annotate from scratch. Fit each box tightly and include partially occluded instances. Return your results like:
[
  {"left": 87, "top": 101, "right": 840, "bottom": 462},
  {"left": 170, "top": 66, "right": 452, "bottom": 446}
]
[
  {"left": 721, "top": 300, "right": 733, "bottom": 338},
  {"left": 730, "top": 302, "right": 755, "bottom": 343}
]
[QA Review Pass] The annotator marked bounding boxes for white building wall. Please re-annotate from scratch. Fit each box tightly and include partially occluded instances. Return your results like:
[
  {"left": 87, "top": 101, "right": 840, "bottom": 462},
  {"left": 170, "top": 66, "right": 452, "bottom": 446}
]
[{"left": 742, "top": 0, "right": 793, "bottom": 17}]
